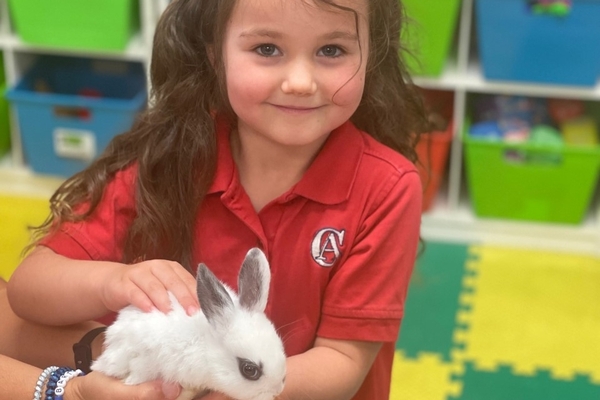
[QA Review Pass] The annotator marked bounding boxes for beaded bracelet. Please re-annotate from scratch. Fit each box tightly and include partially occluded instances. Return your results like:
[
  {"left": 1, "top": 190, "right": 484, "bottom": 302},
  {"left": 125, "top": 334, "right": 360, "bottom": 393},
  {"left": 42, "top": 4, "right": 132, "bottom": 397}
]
[
  {"left": 44, "top": 367, "right": 72, "bottom": 400},
  {"left": 33, "top": 366, "right": 59, "bottom": 400},
  {"left": 54, "top": 369, "right": 85, "bottom": 400}
]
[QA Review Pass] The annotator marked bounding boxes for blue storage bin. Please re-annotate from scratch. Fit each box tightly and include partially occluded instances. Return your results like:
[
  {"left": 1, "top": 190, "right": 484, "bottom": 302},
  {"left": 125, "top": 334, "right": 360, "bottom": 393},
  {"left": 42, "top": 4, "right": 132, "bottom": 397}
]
[
  {"left": 476, "top": 0, "right": 600, "bottom": 87},
  {"left": 7, "top": 56, "right": 147, "bottom": 177}
]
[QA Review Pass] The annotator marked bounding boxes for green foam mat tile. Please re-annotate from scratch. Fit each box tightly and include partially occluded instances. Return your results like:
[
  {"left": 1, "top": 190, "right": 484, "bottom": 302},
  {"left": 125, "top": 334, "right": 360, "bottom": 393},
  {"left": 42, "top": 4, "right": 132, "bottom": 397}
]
[
  {"left": 396, "top": 241, "right": 470, "bottom": 361},
  {"left": 450, "top": 362, "right": 600, "bottom": 400}
]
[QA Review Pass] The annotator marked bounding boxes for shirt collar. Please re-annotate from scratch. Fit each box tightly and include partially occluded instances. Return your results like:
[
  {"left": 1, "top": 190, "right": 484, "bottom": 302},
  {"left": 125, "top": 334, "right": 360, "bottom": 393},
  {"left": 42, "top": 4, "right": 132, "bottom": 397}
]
[
  {"left": 208, "top": 119, "right": 364, "bottom": 205},
  {"left": 292, "top": 121, "right": 364, "bottom": 204},
  {"left": 208, "top": 117, "right": 235, "bottom": 195}
]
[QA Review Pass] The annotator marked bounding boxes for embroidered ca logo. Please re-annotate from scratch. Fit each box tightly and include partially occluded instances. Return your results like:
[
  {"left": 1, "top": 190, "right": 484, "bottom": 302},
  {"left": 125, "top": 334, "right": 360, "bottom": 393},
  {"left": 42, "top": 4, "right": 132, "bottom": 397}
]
[{"left": 311, "top": 228, "right": 345, "bottom": 267}]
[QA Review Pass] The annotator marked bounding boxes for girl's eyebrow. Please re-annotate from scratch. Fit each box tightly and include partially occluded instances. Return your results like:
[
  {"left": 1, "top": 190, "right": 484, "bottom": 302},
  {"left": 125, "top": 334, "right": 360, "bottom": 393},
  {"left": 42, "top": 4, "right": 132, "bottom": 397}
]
[
  {"left": 321, "top": 31, "right": 358, "bottom": 42},
  {"left": 239, "top": 29, "right": 282, "bottom": 40},
  {"left": 238, "top": 29, "right": 357, "bottom": 42}
]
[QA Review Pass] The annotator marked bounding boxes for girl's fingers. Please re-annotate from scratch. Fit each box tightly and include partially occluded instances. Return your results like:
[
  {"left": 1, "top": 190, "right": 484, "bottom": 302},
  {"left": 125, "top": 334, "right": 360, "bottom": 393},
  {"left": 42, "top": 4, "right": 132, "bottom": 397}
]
[
  {"left": 131, "top": 274, "right": 173, "bottom": 313},
  {"left": 129, "top": 261, "right": 198, "bottom": 314},
  {"left": 170, "top": 262, "right": 200, "bottom": 294},
  {"left": 72, "top": 372, "right": 177, "bottom": 400},
  {"left": 122, "top": 381, "right": 169, "bottom": 400},
  {"left": 198, "top": 392, "right": 234, "bottom": 399},
  {"left": 105, "top": 260, "right": 199, "bottom": 314},
  {"left": 161, "top": 381, "right": 182, "bottom": 399},
  {"left": 128, "top": 285, "right": 156, "bottom": 313},
  {"left": 155, "top": 263, "right": 199, "bottom": 315},
  {"left": 121, "top": 380, "right": 180, "bottom": 400}
]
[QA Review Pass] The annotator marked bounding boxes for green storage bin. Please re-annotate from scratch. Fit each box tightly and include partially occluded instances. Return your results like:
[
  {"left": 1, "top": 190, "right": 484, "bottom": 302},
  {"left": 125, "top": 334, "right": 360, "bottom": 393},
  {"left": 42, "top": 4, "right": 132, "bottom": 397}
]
[
  {"left": 0, "top": 53, "right": 9, "bottom": 157},
  {"left": 401, "top": 0, "right": 461, "bottom": 77},
  {"left": 0, "top": 83, "right": 10, "bottom": 157},
  {"left": 8, "top": 0, "right": 139, "bottom": 51},
  {"left": 464, "top": 123, "right": 600, "bottom": 224}
]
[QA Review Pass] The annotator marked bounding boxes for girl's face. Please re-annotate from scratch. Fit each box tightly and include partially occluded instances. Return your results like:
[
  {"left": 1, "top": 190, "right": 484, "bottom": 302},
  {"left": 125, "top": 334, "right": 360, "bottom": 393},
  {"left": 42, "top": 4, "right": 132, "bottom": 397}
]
[{"left": 223, "top": 0, "right": 369, "bottom": 150}]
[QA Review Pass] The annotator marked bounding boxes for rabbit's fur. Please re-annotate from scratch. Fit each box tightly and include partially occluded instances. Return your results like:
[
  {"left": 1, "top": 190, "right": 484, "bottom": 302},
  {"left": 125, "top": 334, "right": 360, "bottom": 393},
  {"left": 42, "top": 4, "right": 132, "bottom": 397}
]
[{"left": 92, "top": 248, "right": 286, "bottom": 400}]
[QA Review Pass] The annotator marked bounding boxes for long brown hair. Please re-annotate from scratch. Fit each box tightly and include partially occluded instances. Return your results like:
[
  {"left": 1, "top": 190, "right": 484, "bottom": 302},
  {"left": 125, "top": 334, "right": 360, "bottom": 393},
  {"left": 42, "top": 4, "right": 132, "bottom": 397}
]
[{"left": 30, "top": 0, "right": 427, "bottom": 270}]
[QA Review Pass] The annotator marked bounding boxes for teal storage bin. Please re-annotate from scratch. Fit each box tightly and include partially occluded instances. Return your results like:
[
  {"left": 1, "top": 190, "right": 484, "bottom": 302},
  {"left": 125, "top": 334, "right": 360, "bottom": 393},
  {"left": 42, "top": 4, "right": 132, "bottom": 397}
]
[
  {"left": 476, "top": 0, "right": 600, "bottom": 86},
  {"left": 6, "top": 56, "right": 147, "bottom": 177}
]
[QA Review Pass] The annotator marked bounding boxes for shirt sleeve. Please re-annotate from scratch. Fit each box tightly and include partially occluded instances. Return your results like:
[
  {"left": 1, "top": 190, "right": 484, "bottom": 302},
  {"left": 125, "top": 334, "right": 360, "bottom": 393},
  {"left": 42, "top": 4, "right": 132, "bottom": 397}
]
[
  {"left": 40, "top": 166, "right": 138, "bottom": 263},
  {"left": 317, "top": 169, "right": 422, "bottom": 343}
]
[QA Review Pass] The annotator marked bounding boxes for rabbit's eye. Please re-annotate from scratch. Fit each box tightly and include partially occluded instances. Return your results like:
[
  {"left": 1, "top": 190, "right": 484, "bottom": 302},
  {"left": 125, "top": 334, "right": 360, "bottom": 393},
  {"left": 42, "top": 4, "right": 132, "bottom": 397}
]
[{"left": 237, "top": 358, "right": 263, "bottom": 381}]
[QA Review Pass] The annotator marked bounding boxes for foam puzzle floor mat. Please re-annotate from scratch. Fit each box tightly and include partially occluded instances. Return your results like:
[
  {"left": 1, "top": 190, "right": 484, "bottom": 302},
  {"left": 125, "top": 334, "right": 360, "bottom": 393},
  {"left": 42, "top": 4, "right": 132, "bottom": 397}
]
[
  {"left": 3, "top": 194, "right": 600, "bottom": 399},
  {"left": 0, "top": 194, "right": 49, "bottom": 281},
  {"left": 391, "top": 242, "right": 600, "bottom": 400}
]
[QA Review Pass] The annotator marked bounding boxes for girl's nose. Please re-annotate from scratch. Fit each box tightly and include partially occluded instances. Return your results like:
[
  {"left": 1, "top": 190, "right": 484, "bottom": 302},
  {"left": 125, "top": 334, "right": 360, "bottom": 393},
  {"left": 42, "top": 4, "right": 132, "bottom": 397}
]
[{"left": 281, "top": 60, "right": 317, "bottom": 96}]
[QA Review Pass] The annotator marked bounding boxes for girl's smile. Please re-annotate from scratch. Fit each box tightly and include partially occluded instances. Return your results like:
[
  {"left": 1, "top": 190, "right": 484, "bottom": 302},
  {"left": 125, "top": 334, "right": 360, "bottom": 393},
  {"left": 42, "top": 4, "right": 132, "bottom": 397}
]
[{"left": 270, "top": 104, "right": 325, "bottom": 115}]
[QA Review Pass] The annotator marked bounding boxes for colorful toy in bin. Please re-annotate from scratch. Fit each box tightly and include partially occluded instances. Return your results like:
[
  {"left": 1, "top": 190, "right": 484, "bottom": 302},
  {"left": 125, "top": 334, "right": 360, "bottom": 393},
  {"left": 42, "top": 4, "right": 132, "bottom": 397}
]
[
  {"left": 529, "top": 125, "right": 563, "bottom": 147},
  {"left": 469, "top": 121, "right": 503, "bottom": 141},
  {"left": 561, "top": 117, "right": 599, "bottom": 146},
  {"left": 500, "top": 115, "right": 535, "bottom": 143},
  {"left": 548, "top": 98, "right": 585, "bottom": 124},
  {"left": 529, "top": 0, "right": 572, "bottom": 17},
  {"left": 465, "top": 94, "right": 600, "bottom": 224},
  {"left": 6, "top": 56, "right": 147, "bottom": 177},
  {"left": 470, "top": 94, "right": 553, "bottom": 144}
]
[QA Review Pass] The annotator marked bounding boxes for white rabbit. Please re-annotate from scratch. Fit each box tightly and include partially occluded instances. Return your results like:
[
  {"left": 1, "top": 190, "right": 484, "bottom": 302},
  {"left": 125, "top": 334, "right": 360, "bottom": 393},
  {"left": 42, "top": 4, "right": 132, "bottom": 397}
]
[{"left": 92, "top": 248, "right": 287, "bottom": 400}]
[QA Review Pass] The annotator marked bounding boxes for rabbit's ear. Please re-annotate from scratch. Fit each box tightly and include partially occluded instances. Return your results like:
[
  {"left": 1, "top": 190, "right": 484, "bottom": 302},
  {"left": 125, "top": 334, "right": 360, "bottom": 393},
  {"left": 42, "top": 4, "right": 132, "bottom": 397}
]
[
  {"left": 238, "top": 248, "right": 271, "bottom": 313},
  {"left": 197, "top": 263, "right": 234, "bottom": 328}
]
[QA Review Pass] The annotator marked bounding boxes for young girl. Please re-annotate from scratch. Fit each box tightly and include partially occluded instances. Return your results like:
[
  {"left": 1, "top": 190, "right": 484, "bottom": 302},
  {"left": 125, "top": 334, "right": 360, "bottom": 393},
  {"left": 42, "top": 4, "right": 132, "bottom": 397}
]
[{"left": 7, "top": 0, "right": 428, "bottom": 398}]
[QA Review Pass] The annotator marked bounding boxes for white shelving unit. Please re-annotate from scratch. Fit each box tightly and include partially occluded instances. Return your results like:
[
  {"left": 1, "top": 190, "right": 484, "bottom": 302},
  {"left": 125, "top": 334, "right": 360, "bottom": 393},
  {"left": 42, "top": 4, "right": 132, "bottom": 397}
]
[
  {"left": 0, "top": 0, "right": 161, "bottom": 171},
  {"left": 1, "top": 0, "right": 599, "bottom": 256},
  {"left": 416, "top": 0, "right": 600, "bottom": 256}
]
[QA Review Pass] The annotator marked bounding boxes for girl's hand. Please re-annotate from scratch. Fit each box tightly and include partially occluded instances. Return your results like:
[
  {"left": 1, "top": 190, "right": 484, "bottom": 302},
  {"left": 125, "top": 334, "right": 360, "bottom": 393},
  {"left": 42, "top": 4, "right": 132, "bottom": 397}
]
[
  {"left": 197, "top": 392, "right": 235, "bottom": 400},
  {"left": 65, "top": 372, "right": 182, "bottom": 400},
  {"left": 100, "top": 259, "right": 200, "bottom": 315}
]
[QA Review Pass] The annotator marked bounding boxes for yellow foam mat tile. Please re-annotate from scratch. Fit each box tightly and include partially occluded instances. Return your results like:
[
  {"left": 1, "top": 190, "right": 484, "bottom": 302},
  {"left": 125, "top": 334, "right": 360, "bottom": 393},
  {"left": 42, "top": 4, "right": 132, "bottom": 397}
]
[
  {"left": 0, "top": 195, "right": 49, "bottom": 280},
  {"left": 457, "top": 245, "right": 600, "bottom": 383},
  {"left": 390, "top": 351, "right": 462, "bottom": 400}
]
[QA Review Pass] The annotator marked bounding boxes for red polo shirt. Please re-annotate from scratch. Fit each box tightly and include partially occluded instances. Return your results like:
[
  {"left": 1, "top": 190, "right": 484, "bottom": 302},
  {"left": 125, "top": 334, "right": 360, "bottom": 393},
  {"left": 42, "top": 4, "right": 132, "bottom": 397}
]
[{"left": 42, "top": 119, "right": 422, "bottom": 400}]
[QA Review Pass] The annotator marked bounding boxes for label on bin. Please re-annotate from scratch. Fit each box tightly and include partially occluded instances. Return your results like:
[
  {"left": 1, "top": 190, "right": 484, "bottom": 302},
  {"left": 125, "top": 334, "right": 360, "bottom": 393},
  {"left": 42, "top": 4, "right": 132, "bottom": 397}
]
[{"left": 53, "top": 129, "right": 97, "bottom": 161}]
